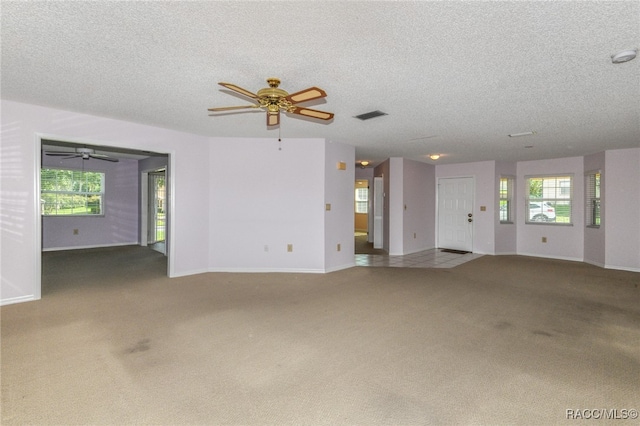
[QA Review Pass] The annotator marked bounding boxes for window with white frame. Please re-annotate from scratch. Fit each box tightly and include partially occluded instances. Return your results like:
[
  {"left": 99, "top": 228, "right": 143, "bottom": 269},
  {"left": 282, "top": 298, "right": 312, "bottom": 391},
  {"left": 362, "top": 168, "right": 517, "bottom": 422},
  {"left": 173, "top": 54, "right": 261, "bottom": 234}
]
[
  {"left": 355, "top": 187, "right": 369, "bottom": 214},
  {"left": 499, "top": 176, "right": 514, "bottom": 223},
  {"left": 41, "top": 168, "right": 105, "bottom": 216},
  {"left": 526, "top": 175, "right": 572, "bottom": 224},
  {"left": 585, "top": 171, "right": 601, "bottom": 227}
]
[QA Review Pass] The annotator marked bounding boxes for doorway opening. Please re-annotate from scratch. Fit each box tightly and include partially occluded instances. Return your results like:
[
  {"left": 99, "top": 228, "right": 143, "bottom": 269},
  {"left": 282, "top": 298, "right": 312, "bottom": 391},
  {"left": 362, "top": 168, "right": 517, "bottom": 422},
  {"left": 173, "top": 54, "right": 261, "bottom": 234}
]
[
  {"left": 147, "top": 169, "right": 166, "bottom": 254},
  {"left": 38, "top": 137, "right": 171, "bottom": 299}
]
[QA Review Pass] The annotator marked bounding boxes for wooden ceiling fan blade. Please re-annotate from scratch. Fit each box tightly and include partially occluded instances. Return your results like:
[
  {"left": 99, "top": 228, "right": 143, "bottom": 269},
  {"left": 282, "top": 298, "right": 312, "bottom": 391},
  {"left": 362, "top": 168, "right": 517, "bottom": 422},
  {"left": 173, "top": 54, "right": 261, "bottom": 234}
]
[
  {"left": 290, "top": 107, "right": 334, "bottom": 120},
  {"left": 284, "top": 87, "right": 327, "bottom": 104},
  {"left": 208, "top": 105, "right": 259, "bottom": 112},
  {"left": 218, "top": 82, "right": 259, "bottom": 99},
  {"left": 267, "top": 111, "right": 280, "bottom": 126}
]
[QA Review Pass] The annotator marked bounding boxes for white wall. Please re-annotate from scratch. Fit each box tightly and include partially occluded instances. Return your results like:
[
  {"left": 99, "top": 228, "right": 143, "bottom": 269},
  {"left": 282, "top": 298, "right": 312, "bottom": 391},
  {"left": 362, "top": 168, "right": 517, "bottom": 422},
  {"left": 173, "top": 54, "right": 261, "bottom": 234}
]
[
  {"left": 436, "top": 161, "right": 496, "bottom": 254},
  {"left": 208, "top": 137, "right": 325, "bottom": 272},
  {"left": 1, "top": 100, "right": 211, "bottom": 304},
  {"left": 208, "top": 137, "right": 355, "bottom": 273},
  {"left": 41, "top": 154, "right": 139, "bottom": 250},
  {"left": 324, "top": 140, "right": 356, "bottom": 271},
  {"left": 517, "top": 156, "right": 584, "bottom": 261},
  {"left": 604, "top": 148, "right": 640, "bottom": 271}
]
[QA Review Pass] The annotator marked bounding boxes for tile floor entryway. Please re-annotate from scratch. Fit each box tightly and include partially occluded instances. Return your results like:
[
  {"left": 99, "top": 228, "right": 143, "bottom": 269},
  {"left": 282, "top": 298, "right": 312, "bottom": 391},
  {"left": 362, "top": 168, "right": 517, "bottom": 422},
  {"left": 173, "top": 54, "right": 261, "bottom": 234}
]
[{"left": 355, "top": 248, "right": 483, "bottom": 269}]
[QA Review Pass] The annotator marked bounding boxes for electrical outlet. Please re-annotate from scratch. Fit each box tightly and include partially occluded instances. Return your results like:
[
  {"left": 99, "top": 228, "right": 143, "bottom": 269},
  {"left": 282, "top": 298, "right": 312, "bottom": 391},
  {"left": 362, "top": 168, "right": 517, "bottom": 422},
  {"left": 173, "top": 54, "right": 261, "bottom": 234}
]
[
  {"left": 287, "top": 244, "right": 293, "bottom": 252},
  {"left": 542, "top": 237, "right": 547, "bottom": 243},
  {"left": 73, "top": 229, "right": 79, "bottom": 235}
]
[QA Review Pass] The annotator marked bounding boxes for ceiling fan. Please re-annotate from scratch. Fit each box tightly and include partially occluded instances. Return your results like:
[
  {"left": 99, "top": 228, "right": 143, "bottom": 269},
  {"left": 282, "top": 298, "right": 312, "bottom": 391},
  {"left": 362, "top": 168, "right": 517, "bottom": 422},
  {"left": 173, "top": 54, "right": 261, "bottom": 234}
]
[
  {"left": 44, "top": 147, "right": 119, "bottom": 162},
  {"left": 208, "top": 78, "right": 334, "bottom": 126}
]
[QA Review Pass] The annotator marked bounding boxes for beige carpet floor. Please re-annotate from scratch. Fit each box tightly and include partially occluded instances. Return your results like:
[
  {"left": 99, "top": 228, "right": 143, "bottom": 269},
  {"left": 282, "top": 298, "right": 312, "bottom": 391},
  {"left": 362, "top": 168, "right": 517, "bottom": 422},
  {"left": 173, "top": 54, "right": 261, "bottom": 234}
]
[{"left": 2, "top": 246, "right": 639, "bottom": 425}]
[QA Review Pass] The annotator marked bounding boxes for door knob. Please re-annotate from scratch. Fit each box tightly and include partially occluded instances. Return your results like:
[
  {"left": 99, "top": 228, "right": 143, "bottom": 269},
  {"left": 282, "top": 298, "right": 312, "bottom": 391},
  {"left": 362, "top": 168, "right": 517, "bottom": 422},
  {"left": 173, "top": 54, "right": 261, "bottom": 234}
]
[
  {"left": 467, "top": 213, "right": 473, "bottom": 217},
  {"left": 468, "top": 218, "right": 473, "bottom": 222}
]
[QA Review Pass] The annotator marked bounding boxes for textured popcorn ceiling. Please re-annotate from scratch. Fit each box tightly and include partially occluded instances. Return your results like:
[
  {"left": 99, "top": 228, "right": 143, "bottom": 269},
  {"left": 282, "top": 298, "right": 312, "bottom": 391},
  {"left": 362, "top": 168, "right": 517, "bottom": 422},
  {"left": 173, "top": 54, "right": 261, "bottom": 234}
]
[{"left": 2, "top": 1, "right": 639, "bottom": 165}]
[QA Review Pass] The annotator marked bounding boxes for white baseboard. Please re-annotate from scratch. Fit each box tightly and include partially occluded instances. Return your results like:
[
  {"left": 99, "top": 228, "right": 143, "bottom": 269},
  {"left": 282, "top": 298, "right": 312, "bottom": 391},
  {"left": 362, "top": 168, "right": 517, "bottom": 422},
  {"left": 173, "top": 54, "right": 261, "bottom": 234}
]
[
  {"left": 1, "top": 294, "right": 36, "bottom": 306},
  {"left": 169, "top": 268, "right": 210, "bottom": 278},
  {"left": 208, "top": 267, "right": 326, "bottom": 274},
  {"left": 584, "top": 259, "right": 606, "bottom": 268},
  {"left": 604, "top": 264, "right": 640, "bottom": 273},
  {"left": 42, "top": 242, "right": 139, "bottom": 252},
  {"left": 518, "top": 252, "right": 583, "bottom": 263},
  {"left": 324, "top": 262, "right": 356, "bottom": 273}
]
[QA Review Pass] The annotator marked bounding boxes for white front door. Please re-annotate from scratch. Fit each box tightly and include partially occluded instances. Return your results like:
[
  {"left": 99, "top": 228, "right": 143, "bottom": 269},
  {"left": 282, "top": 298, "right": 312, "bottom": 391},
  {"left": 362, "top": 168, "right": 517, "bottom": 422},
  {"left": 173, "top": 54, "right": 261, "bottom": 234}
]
[{"left": 438, "top": 177, "right": 474, "bottom": 252}]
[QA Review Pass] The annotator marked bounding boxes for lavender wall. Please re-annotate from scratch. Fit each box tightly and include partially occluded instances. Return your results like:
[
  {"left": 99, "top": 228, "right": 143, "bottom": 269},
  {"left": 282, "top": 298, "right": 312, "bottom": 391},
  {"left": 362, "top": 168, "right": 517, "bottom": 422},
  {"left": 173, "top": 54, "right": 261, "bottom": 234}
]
[
  {"left": 41, "top": 154, "right": 139, "bottom": 250},
  {"left": 388, "top": 158, "right": 404, "bottom": 255},
  {"left": 402, "top": 159, "right": 436, "bottom": 254},
  {"left": 605, "top": 148, "right": 640, "bottom": 271}
]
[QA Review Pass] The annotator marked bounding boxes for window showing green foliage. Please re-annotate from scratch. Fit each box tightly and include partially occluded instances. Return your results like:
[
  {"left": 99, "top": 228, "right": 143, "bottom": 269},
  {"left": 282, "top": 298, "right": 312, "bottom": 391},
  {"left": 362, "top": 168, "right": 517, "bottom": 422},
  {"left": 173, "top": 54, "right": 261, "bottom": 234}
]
[
  {"left": 41, "top": 169, "right": 105, "bottom": 215},
  {"left": 526, "top": 175, "right": 572, "bottom": 224}
]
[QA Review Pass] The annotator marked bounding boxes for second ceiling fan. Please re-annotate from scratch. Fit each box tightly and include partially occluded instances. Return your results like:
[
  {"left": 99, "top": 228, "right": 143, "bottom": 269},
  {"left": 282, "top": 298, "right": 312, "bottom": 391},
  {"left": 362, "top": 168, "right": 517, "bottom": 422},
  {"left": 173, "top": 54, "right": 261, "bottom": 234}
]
[{"left": 208, "top": 78, "right": 334, "bottom": 126}]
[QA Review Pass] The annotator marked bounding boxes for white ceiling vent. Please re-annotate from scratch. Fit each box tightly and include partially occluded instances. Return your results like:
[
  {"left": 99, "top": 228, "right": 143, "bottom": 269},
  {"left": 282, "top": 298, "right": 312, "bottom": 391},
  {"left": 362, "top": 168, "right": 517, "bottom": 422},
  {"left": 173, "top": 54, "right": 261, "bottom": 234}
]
[{"left": 354, "top": 110, "right": 388, "bottom": 121}]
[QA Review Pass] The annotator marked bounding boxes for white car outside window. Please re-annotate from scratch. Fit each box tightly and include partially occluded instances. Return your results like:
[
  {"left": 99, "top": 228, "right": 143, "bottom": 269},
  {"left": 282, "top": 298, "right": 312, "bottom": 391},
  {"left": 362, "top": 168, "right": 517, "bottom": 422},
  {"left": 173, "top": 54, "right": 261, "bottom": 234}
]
[{"left": 528, "top": 202, "right": 556, "bottom": 222}]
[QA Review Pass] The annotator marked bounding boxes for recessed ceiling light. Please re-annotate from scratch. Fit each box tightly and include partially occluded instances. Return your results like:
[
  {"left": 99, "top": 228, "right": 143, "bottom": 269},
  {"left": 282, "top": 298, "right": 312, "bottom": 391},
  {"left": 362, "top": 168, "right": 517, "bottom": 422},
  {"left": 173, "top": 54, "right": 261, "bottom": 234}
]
[
  {"left": 429, "top": 154, "right": 440, "bottom": 160},
  {"left": 611, "top": 49, "right": 637, "bottom": 64},
  {"left": 508, "top": 131, "right": 536, "bottom": 137}
]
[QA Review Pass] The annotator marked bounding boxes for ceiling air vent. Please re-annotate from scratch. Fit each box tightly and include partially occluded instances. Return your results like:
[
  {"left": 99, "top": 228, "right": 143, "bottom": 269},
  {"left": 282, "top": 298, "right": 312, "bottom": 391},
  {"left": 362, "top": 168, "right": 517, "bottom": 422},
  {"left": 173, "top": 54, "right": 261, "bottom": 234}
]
[{"left": 354, "top": 110, "right": 388, "bottom": 121}]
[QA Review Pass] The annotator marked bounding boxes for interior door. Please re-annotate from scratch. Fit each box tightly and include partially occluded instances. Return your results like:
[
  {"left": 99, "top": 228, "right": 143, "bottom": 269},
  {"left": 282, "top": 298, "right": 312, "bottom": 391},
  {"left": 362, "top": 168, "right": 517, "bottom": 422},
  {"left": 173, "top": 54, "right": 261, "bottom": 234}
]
[
  {"left": 148, "top": 170, "right": 166, "bottom": 253},
  {"left": 438, "top": 177, "right": 474, "bottom": 252}
]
